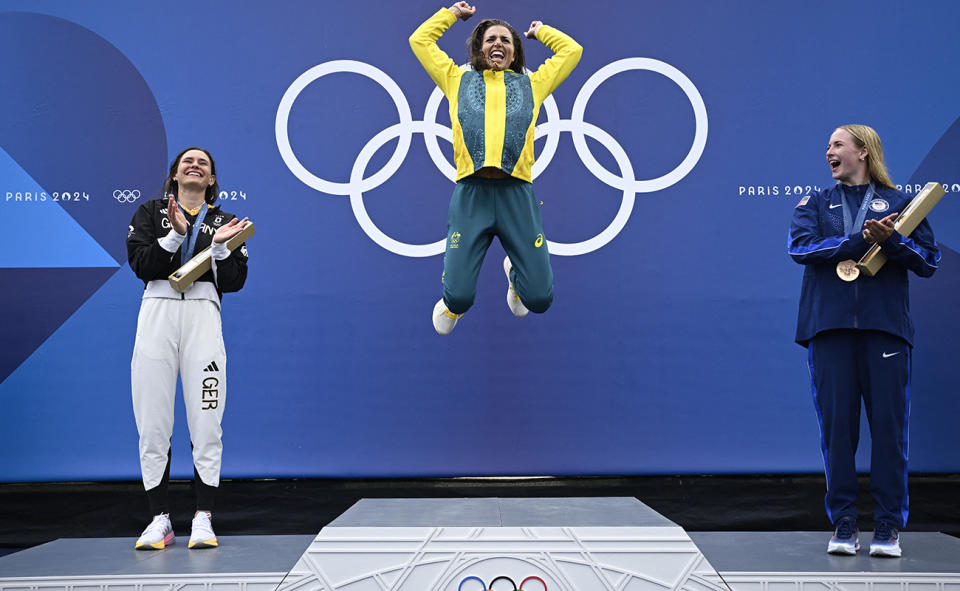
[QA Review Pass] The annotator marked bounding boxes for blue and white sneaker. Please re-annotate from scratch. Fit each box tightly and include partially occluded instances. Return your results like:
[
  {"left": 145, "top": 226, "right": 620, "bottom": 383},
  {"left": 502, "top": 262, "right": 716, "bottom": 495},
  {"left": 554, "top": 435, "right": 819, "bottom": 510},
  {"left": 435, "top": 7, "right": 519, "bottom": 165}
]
[
  {"left": 827, "top": 516, "right": 860, "bottom": 555},
  {"left": 869, "top": 522, "right": 901, "bottom": 557}
]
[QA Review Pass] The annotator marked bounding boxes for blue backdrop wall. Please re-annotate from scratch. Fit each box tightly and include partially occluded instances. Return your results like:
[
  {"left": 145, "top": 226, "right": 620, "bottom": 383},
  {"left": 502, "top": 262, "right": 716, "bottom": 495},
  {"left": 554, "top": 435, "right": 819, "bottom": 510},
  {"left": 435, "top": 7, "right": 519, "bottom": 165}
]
[{"left": 2, "top": 1, "right": 959, "bottom": 482}]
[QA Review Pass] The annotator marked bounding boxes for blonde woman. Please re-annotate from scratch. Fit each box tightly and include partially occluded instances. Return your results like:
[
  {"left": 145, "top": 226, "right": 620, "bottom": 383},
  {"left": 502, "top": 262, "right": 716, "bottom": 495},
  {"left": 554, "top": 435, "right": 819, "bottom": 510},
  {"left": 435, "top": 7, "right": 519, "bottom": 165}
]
[{"left": 788, "top": 125, "right": 939, "bottom": 558}]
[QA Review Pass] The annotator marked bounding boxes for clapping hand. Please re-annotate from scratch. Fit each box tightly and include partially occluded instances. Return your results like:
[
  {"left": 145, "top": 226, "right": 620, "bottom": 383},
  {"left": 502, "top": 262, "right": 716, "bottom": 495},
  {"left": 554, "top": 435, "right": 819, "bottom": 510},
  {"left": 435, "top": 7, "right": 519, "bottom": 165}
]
[
  {"left": 863, "top": 213, "right": 897, "bottom": 244},
  {"left": 166, "top": 195, "right": 187, "bottom": 235},
  {"left": 213, "top": 217, "right": 250, "bottom": 244}
]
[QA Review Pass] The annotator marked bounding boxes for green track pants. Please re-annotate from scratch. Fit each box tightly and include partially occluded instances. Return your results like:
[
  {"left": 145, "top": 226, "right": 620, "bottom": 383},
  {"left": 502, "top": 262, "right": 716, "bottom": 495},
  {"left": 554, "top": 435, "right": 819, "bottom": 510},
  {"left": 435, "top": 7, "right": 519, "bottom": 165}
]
[{"left": 441, "top": 177, "right": 553, "bottom": 315}]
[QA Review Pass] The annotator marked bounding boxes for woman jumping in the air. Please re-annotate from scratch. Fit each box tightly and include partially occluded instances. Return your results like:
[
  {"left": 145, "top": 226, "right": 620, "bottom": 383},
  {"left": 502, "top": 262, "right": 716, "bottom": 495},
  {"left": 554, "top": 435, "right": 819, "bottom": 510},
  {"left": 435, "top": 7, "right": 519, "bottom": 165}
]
[{"left": 410, "top": 1, "right": 582, "bottom": 335}]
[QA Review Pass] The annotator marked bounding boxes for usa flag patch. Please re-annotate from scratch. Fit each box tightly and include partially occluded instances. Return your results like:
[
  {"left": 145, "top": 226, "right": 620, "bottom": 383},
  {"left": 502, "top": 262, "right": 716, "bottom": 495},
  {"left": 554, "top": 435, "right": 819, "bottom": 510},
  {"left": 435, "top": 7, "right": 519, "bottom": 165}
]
[{"left": 796, "top": 195, "right": 810, "bottom": 207}]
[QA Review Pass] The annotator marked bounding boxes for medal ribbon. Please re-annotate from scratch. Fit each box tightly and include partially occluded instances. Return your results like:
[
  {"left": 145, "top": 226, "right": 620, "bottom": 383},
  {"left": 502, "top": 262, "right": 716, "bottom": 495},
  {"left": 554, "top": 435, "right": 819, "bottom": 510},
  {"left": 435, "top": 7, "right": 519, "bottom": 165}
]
[
  {"left": 840, "top": 183, "right": 875, "bottom": 236},
  {"left": 179, "top": 202, "right": 209, "bottom": 267}
]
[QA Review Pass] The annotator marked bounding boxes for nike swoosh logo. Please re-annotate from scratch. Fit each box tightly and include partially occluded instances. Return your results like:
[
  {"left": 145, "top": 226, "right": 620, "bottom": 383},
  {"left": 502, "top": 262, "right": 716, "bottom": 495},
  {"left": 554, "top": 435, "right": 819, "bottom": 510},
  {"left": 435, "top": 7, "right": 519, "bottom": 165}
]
[
  {"left": 829, "top": 203, "right": 842, "bottom": 209},
  {"left": 882, "top": 352, "right": 901, "bottom": 358}
]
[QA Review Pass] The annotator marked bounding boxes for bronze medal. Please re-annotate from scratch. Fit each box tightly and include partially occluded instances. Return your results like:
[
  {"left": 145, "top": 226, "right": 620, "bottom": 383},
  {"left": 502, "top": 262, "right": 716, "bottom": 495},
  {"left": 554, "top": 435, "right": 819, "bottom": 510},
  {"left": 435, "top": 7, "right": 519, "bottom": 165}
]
[{"left": 836, "top": 259, "right": 859, "bottom": 282}]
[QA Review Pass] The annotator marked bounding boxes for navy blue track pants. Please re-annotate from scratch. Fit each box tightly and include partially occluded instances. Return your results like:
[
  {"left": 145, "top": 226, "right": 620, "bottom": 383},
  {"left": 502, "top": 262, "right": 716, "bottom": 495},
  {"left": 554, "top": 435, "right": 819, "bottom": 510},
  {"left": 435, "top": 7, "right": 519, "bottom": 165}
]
[{"left": 808, "top": 329, "right": 911, "bottom": 528}]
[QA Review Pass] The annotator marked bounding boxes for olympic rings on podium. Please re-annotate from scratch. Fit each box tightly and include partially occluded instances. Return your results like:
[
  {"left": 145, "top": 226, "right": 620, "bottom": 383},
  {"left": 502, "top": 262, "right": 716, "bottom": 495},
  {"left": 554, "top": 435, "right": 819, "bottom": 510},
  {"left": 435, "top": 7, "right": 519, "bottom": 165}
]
[
  {"left": 458, "top": 575, "right": 486, "bottom": 591},
  {"left": 276, "top": 58, "right": 707, "bottom": 258},
  {"left": 520, "top": 576, "right": 547, "bottom": 591},
  {"left": 489, "top": 575, "right": 517, "bottom": 589},
  {"left": 458, "top": 574, "right": 547, "bottom": 590}
]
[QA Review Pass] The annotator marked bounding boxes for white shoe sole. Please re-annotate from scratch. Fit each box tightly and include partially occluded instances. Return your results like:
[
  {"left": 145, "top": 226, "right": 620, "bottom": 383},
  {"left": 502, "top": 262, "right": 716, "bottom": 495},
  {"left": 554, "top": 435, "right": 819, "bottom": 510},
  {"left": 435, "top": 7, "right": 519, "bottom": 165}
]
[
  {"left": 869, "top": 544, "right": 901, "bottom": 557},
  {"left": 827, "top": 541, "right": 859, "bottom": 555},
  {"left": 135, "top": 532, "right": 175, "bottom": 550},
  {"left": 188, "top": 537, "right": 218, "bottom": 549}
]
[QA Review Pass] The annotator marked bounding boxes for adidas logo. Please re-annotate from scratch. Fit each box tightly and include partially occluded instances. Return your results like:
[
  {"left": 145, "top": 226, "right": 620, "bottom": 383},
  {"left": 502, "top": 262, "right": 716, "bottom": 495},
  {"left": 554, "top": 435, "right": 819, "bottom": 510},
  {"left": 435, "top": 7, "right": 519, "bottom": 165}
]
[{"left": 203, "top": 361, "right": 220, "bottom": 372}]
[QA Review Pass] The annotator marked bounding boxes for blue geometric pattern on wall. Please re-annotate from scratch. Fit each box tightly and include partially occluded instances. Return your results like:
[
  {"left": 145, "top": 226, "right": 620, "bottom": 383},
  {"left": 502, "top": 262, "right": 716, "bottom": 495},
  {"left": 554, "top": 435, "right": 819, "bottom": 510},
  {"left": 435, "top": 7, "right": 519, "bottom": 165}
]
[
  {"left": 0, "top": 12, "right": 166, "bottom": 385},
  {"left": 0, "top": 146, "right": 117, "bottom": 268}
]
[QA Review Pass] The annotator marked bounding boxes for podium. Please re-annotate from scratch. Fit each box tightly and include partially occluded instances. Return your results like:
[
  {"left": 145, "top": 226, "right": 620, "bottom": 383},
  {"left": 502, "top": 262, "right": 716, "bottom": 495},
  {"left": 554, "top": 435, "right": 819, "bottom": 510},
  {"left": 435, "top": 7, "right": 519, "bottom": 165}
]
[
  {"left": 3, "top": 498, "right": 960, "bottom": 591},
  {"left": 279, "top": 497, "right": 729, "bottom": 591}
]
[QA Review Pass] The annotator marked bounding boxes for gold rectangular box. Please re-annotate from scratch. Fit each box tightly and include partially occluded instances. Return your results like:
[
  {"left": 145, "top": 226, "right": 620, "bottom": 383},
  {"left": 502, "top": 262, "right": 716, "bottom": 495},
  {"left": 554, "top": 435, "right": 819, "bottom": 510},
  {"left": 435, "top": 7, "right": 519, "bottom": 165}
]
[
  {"left": 856, "top": 182, "right": 944, "bottom": 277},
  {"left": 168, "top": 222, "right": 255, "bottom": 292}
]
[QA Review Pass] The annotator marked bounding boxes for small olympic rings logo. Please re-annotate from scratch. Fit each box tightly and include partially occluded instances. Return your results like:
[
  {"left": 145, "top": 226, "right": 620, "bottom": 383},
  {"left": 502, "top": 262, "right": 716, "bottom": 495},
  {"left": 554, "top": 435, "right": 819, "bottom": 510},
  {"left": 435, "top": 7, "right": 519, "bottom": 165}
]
[
  {"left": 276, "top": 58, "right": 707, "bottom": 258},
  {"left": 113, "top": 189, "right": 141, "bottom": 203},
  {"left": 459, "top": 575, "right": 546, "bottom": 590}
]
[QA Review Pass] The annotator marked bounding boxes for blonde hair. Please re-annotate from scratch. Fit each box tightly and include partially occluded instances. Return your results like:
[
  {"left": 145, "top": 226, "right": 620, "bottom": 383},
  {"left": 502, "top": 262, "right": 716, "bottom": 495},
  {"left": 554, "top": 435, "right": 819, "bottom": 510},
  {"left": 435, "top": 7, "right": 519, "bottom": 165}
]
[{"left": 837, "top": 124, "right": 896, "bottom": 189}]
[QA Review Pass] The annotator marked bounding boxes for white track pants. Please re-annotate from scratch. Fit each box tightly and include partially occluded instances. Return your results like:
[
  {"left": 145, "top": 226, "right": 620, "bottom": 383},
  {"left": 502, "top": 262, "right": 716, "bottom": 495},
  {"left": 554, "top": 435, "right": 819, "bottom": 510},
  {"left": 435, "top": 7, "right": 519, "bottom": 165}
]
[{"left": 132, "top": 297, "right": 226, "bottom": 490}]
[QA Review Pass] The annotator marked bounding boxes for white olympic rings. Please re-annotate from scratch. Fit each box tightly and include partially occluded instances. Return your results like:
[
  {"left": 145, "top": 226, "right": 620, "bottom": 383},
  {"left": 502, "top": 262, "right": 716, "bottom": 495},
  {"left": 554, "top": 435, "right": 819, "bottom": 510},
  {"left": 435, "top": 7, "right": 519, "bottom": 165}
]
[
  {"left": 113, "top": 189, "right": 141, "bottom": 203},
  {"left": 276, "top": 58, "right": 708, "bottom": 258}
]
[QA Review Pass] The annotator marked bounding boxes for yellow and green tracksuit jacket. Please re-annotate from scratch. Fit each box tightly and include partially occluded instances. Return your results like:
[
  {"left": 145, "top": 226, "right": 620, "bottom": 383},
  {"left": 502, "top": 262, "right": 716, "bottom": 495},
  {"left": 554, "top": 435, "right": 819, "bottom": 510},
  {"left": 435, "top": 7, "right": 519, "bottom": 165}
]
[{"left": 410, "top": 8, "right": 582, "bottom": 183}]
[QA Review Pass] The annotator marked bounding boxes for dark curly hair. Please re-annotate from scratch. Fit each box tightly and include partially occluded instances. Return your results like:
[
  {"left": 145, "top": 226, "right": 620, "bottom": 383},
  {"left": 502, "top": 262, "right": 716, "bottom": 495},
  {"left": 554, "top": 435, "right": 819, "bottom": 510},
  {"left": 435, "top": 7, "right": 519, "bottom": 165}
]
[
  {"left": 466, "top": 19, "right": 526, "bottom": 73},
  {"left": 162, "top": 146, "right": 220, "bottom": 205}
]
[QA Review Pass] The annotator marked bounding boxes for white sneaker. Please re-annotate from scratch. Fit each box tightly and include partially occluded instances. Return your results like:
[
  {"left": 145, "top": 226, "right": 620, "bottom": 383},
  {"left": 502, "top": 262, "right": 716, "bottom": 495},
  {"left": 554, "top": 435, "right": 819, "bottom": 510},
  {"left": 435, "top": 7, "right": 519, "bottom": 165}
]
[
  {"left": 432, "top": 299, "right": 462, "bottom": 335},
  {"left": 135, "top": 513, "right": 174, "bottom": 550},
  {"left": 503, "top": 256, "right": 529, "bottom": 318},
  {"left": 188, "top": 511, "right": 218, "bottom": 549}
]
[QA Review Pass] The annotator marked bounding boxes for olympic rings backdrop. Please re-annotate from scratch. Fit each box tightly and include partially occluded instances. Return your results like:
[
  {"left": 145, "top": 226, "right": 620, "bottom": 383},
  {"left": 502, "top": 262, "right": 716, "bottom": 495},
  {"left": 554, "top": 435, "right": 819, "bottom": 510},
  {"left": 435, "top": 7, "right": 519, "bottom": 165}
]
[{"left": 2, "top": 1, "right": 960, "bottom": 481}]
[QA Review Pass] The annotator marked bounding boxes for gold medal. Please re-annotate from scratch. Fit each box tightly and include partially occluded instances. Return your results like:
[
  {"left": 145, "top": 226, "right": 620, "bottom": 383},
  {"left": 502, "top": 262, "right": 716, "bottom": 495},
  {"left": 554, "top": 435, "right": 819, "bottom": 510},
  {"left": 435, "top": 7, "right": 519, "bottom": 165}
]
[{"left": 836, "top": 259, "right": 859, "bottom": 282}]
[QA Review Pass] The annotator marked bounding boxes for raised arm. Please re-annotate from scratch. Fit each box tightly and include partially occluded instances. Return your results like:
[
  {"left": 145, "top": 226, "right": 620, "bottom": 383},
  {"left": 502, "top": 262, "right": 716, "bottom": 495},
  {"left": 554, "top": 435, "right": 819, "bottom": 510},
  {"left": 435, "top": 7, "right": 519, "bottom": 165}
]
[
  {"left": 409, "top": 5, "right": 472, "bottom": 96},
  {"left": 527, "top": 21, "right": 583, "bottom": 100}
]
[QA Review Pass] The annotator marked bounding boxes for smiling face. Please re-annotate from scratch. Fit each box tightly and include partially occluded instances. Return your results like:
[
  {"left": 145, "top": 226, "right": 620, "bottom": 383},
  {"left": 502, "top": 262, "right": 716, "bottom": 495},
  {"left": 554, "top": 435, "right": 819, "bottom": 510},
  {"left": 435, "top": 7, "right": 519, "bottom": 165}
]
[
  {"left": 826, "top": 128, "right": 869, "bottom": 186},
  {"left": 481, "top": 25, "right": 515, "bottom": 71},
  {"left": 173, "top": 149, "right": 215, "bottom": 190}
]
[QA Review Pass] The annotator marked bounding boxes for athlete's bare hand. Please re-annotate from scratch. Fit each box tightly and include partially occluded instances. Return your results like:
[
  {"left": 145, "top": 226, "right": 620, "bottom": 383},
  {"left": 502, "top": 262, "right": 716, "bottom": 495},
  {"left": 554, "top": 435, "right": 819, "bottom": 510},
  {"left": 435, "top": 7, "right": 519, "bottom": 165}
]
[
  {"left": 214, "top": 217, "right": 250, "bottom": 244},
  {"left": 449, "top": 2, "right": 475, "bottom": 20},
  {"left": 167, "top": 195, "right": 187, "bottom": 235},
  {"left": 524, "top": 21, "right": 543, "bottom": 39},
  {"left": 863, "top": 212, "right": 897, "bottom": 244}
]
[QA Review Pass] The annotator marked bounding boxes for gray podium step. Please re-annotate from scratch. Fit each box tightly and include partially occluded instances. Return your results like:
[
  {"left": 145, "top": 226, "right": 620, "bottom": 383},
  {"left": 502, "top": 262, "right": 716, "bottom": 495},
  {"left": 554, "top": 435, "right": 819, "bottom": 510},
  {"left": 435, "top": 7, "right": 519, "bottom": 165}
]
[
  {"left": 0, "top": 535, "right": 314, "bottom": 590},
  {"left": 328, "top": 497, "right": 679, "bottom": 527},
  {"left": 2, "top": 500, "right": 958, "bottom": 591},
  {"left": 690, "top": 531, "right": 960, "bottom": 591}
]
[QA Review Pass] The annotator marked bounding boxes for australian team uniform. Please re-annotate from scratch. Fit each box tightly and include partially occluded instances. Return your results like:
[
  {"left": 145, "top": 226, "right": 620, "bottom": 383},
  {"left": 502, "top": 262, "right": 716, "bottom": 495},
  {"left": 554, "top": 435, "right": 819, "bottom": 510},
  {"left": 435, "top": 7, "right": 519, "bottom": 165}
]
[
  {"left": 127, "top": 198, "right": 249, "bottom": 513},
  {"left": 410, "top": 8, "right": 582, "bottom": 314},
  {"left": 788, "top": 183, "right": 939, "bottom": 529}
]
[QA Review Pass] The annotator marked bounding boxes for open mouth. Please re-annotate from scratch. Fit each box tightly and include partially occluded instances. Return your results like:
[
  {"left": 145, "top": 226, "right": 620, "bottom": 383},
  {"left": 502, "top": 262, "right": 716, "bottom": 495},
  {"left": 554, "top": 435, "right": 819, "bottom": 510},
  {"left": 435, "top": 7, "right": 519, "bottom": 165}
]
[
  {"left": 186, "top": 170, "right": 203, "bottom": 177},
  {"left": 490, "top": 49, "right": 504, "bottom": 61},
  {"left": 829, "top": 159, "right": 840, "bottom": 170}
]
